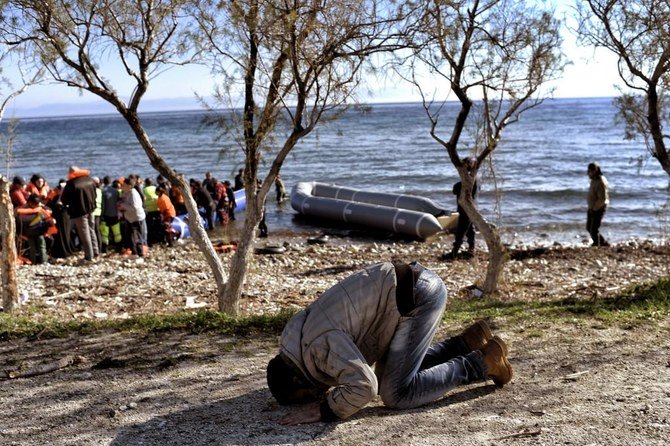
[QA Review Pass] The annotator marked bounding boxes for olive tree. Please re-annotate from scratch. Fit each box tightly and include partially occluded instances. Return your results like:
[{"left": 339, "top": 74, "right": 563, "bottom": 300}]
[
  {"left": 577, "top": 0, "right": 670, "bottom": 176},
  {"left": 0, "top": 45, "right": 41, "bottom": 312},
  {"left": 405, "top": 0, "right": 565, "bottom": 294},
  {"left": 0, "top": 0, "right": 235, "bottom": 312},
  {"left": 196, "top": 0, "right": 407, "bottom": 311}
]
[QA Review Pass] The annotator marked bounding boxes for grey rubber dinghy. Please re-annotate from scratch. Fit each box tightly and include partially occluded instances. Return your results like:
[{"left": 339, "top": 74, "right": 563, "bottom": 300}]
[{"left": 290, "top": 181, "right": 456, "bottom": 239}]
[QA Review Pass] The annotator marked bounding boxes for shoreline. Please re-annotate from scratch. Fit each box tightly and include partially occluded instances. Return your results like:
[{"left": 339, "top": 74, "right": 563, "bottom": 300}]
[{"left": 10, "top": 229, "right": 670, "bottom": 322}]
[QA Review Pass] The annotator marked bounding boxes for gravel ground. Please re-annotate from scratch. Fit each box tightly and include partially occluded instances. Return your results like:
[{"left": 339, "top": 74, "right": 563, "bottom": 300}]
[{"left": 1, "top": 230, "right": 669, "bottom": 445}]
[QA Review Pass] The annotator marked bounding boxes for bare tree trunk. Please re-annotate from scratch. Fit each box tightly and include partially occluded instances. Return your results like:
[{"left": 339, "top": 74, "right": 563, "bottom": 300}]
[
  {"left": 0, "top": 175, "right": 18, "bottom": 312},
  {"left": 459, "top": 173, "right": 507, "bottom": 295},
  {"left": 121, "top": 112, "right": 230, "bottom": 313},
  {"left": 647, "top": 87, "right": 670, "bottom": 176},
  {"left": 222, "top": 195, "right": 263, "bottom": 313},
  {"left": 479, "top": 220, "right": 506, "bottom": 294}
]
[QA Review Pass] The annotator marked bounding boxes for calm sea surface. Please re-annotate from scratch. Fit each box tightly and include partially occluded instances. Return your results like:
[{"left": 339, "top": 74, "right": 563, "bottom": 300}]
[{"left": 5, "top": 98, "right": 670, "bottom": 246}]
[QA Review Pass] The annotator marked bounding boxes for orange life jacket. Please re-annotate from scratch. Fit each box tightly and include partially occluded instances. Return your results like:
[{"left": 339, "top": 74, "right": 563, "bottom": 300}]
[
  {"left": 157, "top": 194, "right": 176, "bottom": 219},
  {"left": 68, "top": 169, "right": 91, "bottom": 180}
]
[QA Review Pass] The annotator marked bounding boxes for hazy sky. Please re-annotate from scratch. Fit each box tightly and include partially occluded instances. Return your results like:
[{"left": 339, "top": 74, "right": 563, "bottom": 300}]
[{"left": 4, "top": 5, "right": 623, "bottom": 118}]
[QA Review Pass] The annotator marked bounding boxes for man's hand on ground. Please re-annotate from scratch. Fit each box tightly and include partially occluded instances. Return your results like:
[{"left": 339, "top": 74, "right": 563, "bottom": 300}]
[{"left": 278, "top": 402, "right": 321, "bottom": 425}]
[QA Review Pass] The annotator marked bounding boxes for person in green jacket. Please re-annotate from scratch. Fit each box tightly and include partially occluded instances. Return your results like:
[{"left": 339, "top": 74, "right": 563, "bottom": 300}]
[{"left": 143, "top": 177, "right": 161, "bottom": 245}]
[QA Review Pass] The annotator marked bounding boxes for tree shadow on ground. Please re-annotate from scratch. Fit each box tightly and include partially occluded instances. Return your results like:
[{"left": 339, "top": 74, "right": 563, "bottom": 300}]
[
  {"left": 111, "top": 384, "right": 496, "bottom": 446},
  {"left": 111, "top": 389, "right": 336, "bottom": 446}
]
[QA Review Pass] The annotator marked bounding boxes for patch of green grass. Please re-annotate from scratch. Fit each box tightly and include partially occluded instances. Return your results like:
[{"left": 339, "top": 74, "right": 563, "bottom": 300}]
[
  {"left": 446, "top": 276, "right": 670, "bottom": 326},
  {"left": 2, "top": 277, "right": 668, "bottom": 340},
  {"left": 0, "top": 308, "right": 297, "bottom": 341}
]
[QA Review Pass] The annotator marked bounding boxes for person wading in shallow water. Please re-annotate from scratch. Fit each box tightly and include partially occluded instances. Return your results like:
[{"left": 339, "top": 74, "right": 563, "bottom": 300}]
[
  {"left": 586, "top": 162, "right": 610, "bottom": 247},
  {"left": 266, "top": 262, "right": 512, "bottom": 425}
]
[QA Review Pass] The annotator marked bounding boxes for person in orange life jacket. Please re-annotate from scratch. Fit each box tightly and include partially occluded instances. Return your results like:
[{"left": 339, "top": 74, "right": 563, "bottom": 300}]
[
  {"left": 156, "top": 184, "right": 177, "bottom": 246},
  {"left": 10, "top": 176, "right": 28, "bottom": 208},
  {"left": 118, "top": 176, "right": 146, "bottom": 258},
  {"left": 26, "top": 174, "right": 50, "bottom": 203},
  {"left": 190, "top": 178, "right": 216, "bottom": 230},
  {"left": 169, "top": 182, "right": 187, "bottom": 215},
  {"left": 60, "top": 166, "right": 99, "bottom": 262},
  {"left": 16, "top": 194, "right": 56, "bottom": 264}
]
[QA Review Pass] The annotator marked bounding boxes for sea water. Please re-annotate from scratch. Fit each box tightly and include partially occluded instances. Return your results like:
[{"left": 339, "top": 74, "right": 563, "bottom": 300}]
[{"left": 4, "top": 98, "right": 669, "bottom": 246}]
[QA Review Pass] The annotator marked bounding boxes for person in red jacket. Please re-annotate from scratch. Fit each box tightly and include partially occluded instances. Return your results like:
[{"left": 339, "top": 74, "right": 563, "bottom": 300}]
[
  {"left": 9, "top": 176, "right": 28, "bottom": 208},
  {"left": 60, "top": 166, "right": 99, "bottom": 262}
]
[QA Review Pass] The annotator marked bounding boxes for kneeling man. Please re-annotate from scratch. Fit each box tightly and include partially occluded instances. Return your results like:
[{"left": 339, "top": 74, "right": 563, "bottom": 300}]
[{"left": 267, "top": 261, "right": 512, "bottom": 425}]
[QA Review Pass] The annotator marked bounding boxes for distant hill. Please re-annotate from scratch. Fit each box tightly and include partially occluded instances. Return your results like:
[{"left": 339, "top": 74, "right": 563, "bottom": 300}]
[{"left": 9, "top": 96, "right": 206, "bottom": 119}]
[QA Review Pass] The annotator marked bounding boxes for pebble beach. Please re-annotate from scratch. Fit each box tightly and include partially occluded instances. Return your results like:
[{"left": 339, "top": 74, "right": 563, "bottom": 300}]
[{"left": 13, "top": 227, "right": 670, "bottom": 321}]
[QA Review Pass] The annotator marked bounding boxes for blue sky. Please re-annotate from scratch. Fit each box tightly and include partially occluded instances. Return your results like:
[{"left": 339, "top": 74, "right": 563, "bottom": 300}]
[
  {"left": 4, "top": 45, "right": 621, "bottom": 118},
  {"left": 3, "top": 3, "right": 623, "bottom": 118}
]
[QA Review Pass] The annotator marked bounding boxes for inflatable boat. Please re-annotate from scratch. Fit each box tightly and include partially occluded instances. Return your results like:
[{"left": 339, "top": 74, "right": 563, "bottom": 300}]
[
  {"left": 291, "top": 182, "right": 455, "bottom": 239},
  {"left": 171, "top": 188, "right": 246, "bottom": 238}
]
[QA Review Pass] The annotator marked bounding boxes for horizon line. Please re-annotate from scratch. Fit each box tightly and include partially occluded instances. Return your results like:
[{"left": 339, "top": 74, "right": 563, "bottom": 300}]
[{"left": 7, "top": 95, "right": 617, "bottom": 120}]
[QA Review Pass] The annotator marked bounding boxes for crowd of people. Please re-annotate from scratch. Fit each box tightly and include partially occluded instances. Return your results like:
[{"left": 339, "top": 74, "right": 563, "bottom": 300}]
[{"left": 8, "top": 167, "right": 262, "bottom": 266}]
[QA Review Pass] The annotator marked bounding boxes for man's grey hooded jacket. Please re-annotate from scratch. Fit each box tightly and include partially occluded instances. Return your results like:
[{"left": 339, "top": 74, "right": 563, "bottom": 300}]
[{"left": 279, "top": 262, "right": 402, "bottom": 419}]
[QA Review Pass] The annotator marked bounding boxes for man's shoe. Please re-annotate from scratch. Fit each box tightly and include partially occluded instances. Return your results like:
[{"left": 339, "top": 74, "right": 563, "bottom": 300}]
[
  {"left": 460, "top": 319, "right": 493, "bottom": 352},
  {"left": 480, "top": 336, "right": 512, "bottom": 387}
]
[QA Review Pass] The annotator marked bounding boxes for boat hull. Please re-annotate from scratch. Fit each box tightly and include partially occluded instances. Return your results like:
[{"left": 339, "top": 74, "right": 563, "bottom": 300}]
[{"left": 291, "top": 182, "right": 449, "bottom": 239}]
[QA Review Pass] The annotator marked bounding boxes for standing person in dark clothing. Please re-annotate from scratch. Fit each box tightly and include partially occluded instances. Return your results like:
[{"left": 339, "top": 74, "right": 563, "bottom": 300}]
[
  {"left": 224, "top": 180, "right": 236, "bottom": 221},
  {"left": 587, "top": 162, "right": 610, "bottom": 247},
  {"left": 60, "top": 166, "right": 99, "bottom": 262},
  {"left": 190, "top": 179, "right": 216, "bottom": 230},
  {"left": 275, "top": 174, "right": 287, "bottom": 202},
  {"left": 203, "top": 171, "right": 218, "bottom": 198},
  {"left": 266, "top": 262, "right": 512, "bottom": 424},
  {"left": 447, "top": 183, "right": 478, "bottom": 260},
  {"left": 46, "top": 179, "right": 76, "bottom": 258},
  {"left": 257, "top": 179, "right": 268, "bottom": 238},
  {"left": 100, "top": 177, "right": 122, "bottom": 253},
  {"left": 234, "top": 168, "right": 244, "bottom": 191}
]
